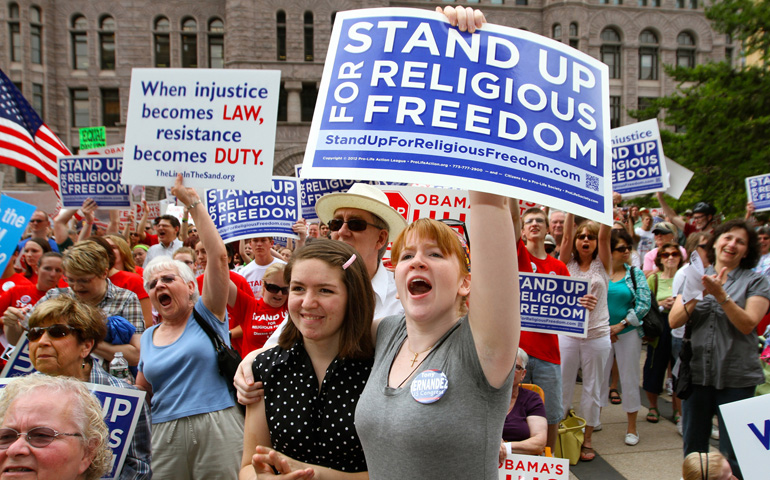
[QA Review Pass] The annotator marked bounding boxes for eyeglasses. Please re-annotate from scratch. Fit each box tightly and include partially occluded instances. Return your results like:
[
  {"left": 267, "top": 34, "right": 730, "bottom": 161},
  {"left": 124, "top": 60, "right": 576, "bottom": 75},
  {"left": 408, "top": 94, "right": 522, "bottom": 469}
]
[
  {"left": 659, "top": 251, "right": 682, "bottom": 259},
  {"left": 146, "top": 273, "right": 179, "bottom": 290},
  {"left": 264, "top": 282, "right": 289, "bottom": 295},
  {"left": 178, "top": 260, "right": 195, "bottom": 267},
  {"left": 514, "top": 364, "right": 525, "bottom": 372},
  {"left": 577, "top": 234, "right": 597, "bottom": 241},
  {"left": 0, "top": 427, "right": 82, "bottom": 449},
  {"left": 437, "top": 218, "right": 471, "bottom": 272},
  {"left": 64, "top": 276, "right": 96, "bottom": 287},
  {"left": 27, "top": 324, "right": 79, "bottom": 342},
  {"left": 523, "top": 217, "right": 546, "bottom": 225},
  {"left": 613, "top": 246, "right": 631, "bottom": 253},
  {"left": 144, "top": 225, "right": 152, "bottom": 230},
  {"left": 29, "top": 219, "right": 45, "bottom": 224},
  {"left": 328, "top": 218, "right": 382, "bottom": 232},
  {"left": 697, "top": 243, "right": 709, "bottom": 249}
]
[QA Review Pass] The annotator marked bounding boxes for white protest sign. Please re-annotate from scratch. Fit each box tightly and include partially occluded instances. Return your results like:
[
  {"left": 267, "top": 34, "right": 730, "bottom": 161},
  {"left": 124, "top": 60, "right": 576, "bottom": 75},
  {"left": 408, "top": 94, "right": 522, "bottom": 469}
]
[
  {"left": 746, "top": 173, "right": 770, "bottom": 212},
  {"left": 122, "top": 68, "right": 281, "bottom": 192},
  {"left": 380, "top": 185, "right": 470, "bottom": 226},
  {"left": 498, "top": 452, "right": 569, "bottom": 480},
  {"left": 664, "top": 157, "right": 693, "bottom": 200},
  {"left": 611, "top": 119, "right": 669, "bottom": 196},
  {"left": 719, "top": 394, "right": 770, "bottom": 480},
  {"left": 83, "top": 143, "right": 125, "bottom": 156},
  {"left": 302, "top": 8, "right": 613, "bottom": 225}
]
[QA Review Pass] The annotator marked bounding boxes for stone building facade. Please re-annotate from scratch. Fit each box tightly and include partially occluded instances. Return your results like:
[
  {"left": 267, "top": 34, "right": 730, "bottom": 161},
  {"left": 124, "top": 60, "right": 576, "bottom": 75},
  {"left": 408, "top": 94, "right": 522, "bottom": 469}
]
[{"left": 1, "top": 0, "right": 734, "bottom": 194}]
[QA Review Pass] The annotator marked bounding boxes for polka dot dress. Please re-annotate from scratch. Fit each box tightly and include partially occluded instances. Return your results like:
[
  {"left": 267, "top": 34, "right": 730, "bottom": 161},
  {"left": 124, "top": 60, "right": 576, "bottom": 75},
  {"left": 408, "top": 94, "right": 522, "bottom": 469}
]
[{"left": 253, "top": 341, "right": 372, "bottom": 472}]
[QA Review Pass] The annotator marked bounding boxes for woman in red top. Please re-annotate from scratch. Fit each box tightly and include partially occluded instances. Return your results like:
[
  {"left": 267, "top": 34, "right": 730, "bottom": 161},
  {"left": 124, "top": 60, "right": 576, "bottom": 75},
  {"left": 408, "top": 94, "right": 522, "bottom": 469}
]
[{"left": 229, "top": 263, "right": 288, "bottom": 355}]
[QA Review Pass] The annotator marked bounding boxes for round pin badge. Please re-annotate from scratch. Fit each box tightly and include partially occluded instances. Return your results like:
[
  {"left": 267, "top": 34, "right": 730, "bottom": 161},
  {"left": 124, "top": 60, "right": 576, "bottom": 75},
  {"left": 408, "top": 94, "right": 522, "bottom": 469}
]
[
  {"left": 410, "top": 369, "right": 448, "bottom": 404},
  {"left": 20, "top": 295, "right": 31, "bottom": 305}
]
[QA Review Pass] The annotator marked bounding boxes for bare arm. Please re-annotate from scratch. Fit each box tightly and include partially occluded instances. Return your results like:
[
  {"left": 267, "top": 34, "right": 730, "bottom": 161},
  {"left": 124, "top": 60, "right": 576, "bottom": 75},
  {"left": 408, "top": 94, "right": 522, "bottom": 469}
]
[
  {"left": 655, "top": 192, "right": 686, "bottom": 232},
  {"left": 54, "top": 199, "right": 95, "bottom": 244},
  {"left": 702, "top": 268, "right": 769, "bottom": 334},
  {"left": 559, "top": 213, "right": 575, "bottom": 263},
  {"left": 468, "top": 191, "right": 519, "bottom": 389},
  {"left": 180, "top": 210, "right": 189, "bottom": 242},
  {"left": 78, "top": 201, "right": 98, "bottom": 241},
  {"left": 509, "top": 198, "right": 522, "bottom": 242},
  {"left": 506, "top": 415, "right": 547, "bottom": 456},
  {"left": 106, "top": 210, "right": 120, "bottom": 235},
  {"left": 239, "top": 400, "right": 273, "bottom": 480},
  {"left": 137, "top": 201, "right": 149, "bottom": 242},
  {"left": 138, "top": 298, "right": 153, "bottom": 331},
  {"left": 597, "top": 223, "right": 612, "bottom": 275},
  {"left": 92, "top": 333, "right": 141, "bottom": 365}
]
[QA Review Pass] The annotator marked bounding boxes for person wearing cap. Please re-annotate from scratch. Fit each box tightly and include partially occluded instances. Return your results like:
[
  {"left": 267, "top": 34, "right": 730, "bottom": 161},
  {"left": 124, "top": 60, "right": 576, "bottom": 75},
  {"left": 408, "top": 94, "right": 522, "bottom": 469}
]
[
  {"left": 643, "top": 222, "right": 688, "bottom": 276},
  {"left": 656, "top": 192, "right": 718, "bottom": 238}
]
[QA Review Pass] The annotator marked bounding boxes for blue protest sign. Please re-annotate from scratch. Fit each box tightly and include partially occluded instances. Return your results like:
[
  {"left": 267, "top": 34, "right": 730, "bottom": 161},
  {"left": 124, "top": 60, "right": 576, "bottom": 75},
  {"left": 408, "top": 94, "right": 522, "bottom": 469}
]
[
  {"left": 0, "top": 194, "right": 37, "bottom": 273},
  {"left": 611, "top": 119, "right": 669, "bottom": 196},
  {"left": 58, "top": 155, "right": 131, "bottom": 209},
  {"left": 519, "top": 272, "right": 589, "bottom": 337},
  {"left": 0, "top": 334, "right": 35, "bottom": 378},
  {"left": 0, "top": 378, "right": 145, "bottom": 480},
  {"left": 302, "top": 8, "right": 612, "bottom": 225},
  {"left": 206, "top": 177, "right": 300, "bottom": 243},
  {"left": 746, "top": 173, "right": 770, "bottom": 212}
]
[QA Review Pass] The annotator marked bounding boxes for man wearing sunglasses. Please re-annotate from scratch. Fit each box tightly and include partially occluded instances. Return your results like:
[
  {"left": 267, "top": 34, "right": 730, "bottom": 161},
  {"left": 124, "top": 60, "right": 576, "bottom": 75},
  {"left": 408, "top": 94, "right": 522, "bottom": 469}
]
[
  {"left": 240, "top": 236, "right": 286, "bottom": 300},
  {"left": 17, "top": 210, "right": 59, "bottom": 255}
]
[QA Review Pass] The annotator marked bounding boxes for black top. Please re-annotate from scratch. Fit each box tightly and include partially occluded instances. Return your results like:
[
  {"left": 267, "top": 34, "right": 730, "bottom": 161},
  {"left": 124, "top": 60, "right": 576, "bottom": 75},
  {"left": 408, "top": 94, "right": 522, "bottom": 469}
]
[{"left": 253, "top": 341, "right": 372, "bottom": 472}]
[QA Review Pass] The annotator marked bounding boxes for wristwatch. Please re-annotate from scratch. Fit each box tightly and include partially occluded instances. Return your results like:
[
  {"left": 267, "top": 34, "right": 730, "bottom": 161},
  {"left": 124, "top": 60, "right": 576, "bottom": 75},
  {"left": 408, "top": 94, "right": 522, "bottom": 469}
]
[{"left": 620, "top": 319, "right": 628, "bottom": 327}]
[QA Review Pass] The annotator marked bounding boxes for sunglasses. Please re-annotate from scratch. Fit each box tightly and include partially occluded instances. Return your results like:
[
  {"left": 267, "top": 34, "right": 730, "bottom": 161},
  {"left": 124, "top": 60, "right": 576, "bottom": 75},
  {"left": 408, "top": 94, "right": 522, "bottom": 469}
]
[
  {"left": 328, "top": 218, "right": 382, "bottom": 232},
  {"left": 146, "top": 273, "right": 179, "bottom": 290},
  {"left": 577, "top": 234, "right": 597, "bottom": 241},
  {"left": 613, "top": 245, "right": 631, "bottom": 253},
  {"left": 29, "top": 218, "right": 45, "bottom": 224},
  {"left": 27, "top": 324, "right": 78, "bottom": 342},
  {"left": 437, "top": 218, "right": 471, "bottom": 271},
  {"left": 264, "top": 282, "right": 289, "bottom": 295},
  {"left": 659, "top": 251, "right": 682, "bottom": 259},
  {"left": 0, "top": 427, "right": 82, "bottom": 449},
  {"left": 697, "top": 244, "right": 709, "bottom": 249}
]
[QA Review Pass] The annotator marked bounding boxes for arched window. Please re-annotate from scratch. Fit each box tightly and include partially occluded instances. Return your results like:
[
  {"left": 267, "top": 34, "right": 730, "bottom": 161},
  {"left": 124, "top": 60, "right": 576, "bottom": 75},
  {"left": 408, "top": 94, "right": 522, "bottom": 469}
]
[
  {"left": 9, "top": 3, "right": 21, "bottom": 62},
  {"left": 676, "top": 32, "right": 696, "bottom": 68},
  {"left": 71, "top": 15, "right": 88, "bottom": 70},
  {"left": 154, "top": 17, "right": 170, "bottom": 67},
  {"left": 552, "top": 24, "right": 562, "bottom": 41},
  {"left": 30, "top": 6, "right": 42, "bottom": 64},
  {"left": 569, "top": 22, "right": 579, "bottom": 49},
  {"left": 304, "top": 11, "right": 314, "bottom": 62},
  {"left": 276, "top": 10, "right": 286, "bottom": 61},
  {"left": 99, "top": 15, "right": 115, "bottom": 70},
  {"left": 600, "top": 28, "right": 621, "bottom": 79},
  {"left": 208, "top": 18, "right": 224, "bottom": 68},
  {"left": 181, "top": 17, "right": 197, "bottom": 68},
  {"left": 639, "top": 29, "right": 659, "bottom": 80}
]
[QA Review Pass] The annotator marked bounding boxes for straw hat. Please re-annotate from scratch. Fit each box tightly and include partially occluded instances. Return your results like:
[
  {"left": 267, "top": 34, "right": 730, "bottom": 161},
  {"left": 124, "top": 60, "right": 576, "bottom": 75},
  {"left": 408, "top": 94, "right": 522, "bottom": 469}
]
[{"left": 315, "top": 183, "right": 407, "bottom": 242}]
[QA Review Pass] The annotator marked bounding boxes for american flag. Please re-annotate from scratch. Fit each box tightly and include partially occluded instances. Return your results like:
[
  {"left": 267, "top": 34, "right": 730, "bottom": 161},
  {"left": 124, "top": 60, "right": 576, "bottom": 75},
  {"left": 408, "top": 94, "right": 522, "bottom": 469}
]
[{"left": 0, "top": 68, "right": 70, "bottom": 192}]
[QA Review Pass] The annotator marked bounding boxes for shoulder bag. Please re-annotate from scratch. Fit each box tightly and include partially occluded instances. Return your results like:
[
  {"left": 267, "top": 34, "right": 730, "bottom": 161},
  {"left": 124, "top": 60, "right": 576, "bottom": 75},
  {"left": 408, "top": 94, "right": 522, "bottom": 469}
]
[
  {"left": 630, "top": 267, "right": 664, "bottom": 339},
  {"left": 192, "top": 307, "right": 244, "bottom": 408}
]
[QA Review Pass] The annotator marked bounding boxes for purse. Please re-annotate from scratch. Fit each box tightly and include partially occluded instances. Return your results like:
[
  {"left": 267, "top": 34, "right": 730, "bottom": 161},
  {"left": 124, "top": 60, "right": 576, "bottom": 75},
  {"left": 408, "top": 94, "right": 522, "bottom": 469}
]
[
  {"left": 673, "top": 321, "right": 694, "bottom": 400},
  {"left": 630, "top": 268, "right": 664, "bottom": 339},
  {"left": 192, "top": 307, "right": 244, "bottom": 408},
  {"left": 554, "top": 409, "right": 586, "bottom": 465}
]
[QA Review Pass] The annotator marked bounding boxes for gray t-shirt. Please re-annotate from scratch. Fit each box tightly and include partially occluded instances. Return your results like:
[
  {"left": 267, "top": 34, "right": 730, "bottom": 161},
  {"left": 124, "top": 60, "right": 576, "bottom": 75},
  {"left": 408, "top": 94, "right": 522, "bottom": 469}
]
[{"left": 355, "top": 315, "right": 514, "bottom": 480}]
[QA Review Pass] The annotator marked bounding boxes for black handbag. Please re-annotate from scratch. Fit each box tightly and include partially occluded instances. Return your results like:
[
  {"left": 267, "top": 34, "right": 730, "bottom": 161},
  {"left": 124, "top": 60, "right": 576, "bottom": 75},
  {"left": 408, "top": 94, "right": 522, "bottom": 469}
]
[
  {"left": 674, "top": 322, "right": 694, "bottom": 400},
  {"left": 630, "top": 268, "right": 664, "bottom": 339},
  {"left": 192, "top": 307, "right": 244, "bottom": 409}
]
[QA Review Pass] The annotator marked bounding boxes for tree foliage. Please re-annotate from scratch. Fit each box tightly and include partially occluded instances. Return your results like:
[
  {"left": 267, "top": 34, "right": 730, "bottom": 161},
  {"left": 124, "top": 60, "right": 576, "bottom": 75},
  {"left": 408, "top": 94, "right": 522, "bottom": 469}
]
[{"left": 629, "top": 0, "right": 770, "bottom": 219}]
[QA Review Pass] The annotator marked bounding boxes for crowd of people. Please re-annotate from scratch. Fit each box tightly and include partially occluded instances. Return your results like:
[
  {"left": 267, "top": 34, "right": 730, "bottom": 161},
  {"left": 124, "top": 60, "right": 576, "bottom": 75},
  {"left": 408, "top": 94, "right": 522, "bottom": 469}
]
[{"left": 1, "top": 7, "right": 768, "bottom": 480}]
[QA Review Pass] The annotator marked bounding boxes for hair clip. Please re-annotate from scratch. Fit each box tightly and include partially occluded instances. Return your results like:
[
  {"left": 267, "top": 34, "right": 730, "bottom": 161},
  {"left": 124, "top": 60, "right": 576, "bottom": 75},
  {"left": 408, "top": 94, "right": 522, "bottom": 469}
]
[{"left": 342, "top": 254, "right": 357, "bottom": 270}]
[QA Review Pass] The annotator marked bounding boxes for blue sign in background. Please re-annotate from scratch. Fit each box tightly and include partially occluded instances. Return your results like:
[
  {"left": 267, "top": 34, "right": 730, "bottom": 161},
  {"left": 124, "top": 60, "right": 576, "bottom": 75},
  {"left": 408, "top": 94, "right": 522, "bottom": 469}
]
[
  {"left": 0, "top": 335, "right": 35, "bottom": 378},
  {"left": 612, "top": 140, "right": 664, "bottom": 194},
  {"left": 519, "top": 272, "right": 589, "bottom": 337},
  {"left": 206, "top": 177, "right": 300, "bottom": 242},
  {"left": 59, "top": 155, "right": 131, "bottom": 208},
  {"left": 0, "top": 194, "right": 37, "bottom": 274},
  {"left": 746, "top": 173, "right": 770, "bottom": 212},
  {"left": 310, "top": 11, "right": 609, "bottom": 214}
]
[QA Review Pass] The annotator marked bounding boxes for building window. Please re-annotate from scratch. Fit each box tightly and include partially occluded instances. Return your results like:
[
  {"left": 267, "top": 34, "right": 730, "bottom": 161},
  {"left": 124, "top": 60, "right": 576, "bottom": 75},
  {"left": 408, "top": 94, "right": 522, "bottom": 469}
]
[
  {"left": 569, "top": 22, "right": 579, "bottom": 49},
  {"left": 600, "top": 28, "right": 621, "bottom": 79},
  {"left": 690, "top": 0, "right": 697, "bottom": 8},
  {"left": 677, "top": 0, "right": 684, "bottom": 7},
  {"left": 9, "top": 3, "right": 21, "bottom": 62},
  {"left": 304, "top": 12, "right": 314, "bottom": 62},
  {"left": 725, "top": 34, "right": 734, "bottom": 64},
  {"left": 301, "top": 82, "right": 318, "bottom": 122},
  {"left": 181, "top": 17, "right": 197, "bottom": 68},
  {"left": 99, "top": 16, "right": 115, "bottom": 70},
  {"left": 552, "top": 24, "right": 561, "bottom": 41},
  {"left": 276, "top": 10, "right": 286, "bottom": 61},
  {"left": 610, "top": 96, "right": 621, "bottom": 128},
  {"left": 71, "top": 15, "right": 88, "bottom": 70},
  {"left": 639, "top": 30, "right": 659, "bottom": 80},
  {"left": 208, "top": 18, "right": 224, "bottom": 68},
  {"left": 638, "top": 0, "right": 647, "bottom": 6},
  {"left": 154, "top": 17, "right": 170, "bottom": 68},
  {"left": 15, "top": 168, "right": 26, "bottom": 183},
  {"left": 32, "top": 83, "right": 43, "bottom": 118},
  {"left": 676, "top": 32, "right": 696, "bottom": 68},
  {"left": 30, "top": 6, "right": 42, "bottom": 64},
  {"left": 277, "top": 82, "right": 287, "bottom": 122},
  {"left": 71, "top": 89, "right": 89, "bottom": 128},
  {"left": 101, "top": 88, "right": 120, "bottom": 126},
  {"left": 652, "top": 0, "right": 660, "bottom": 6},
  {"left": 515, "top": 0, "right": 527, "bottom": 5}
]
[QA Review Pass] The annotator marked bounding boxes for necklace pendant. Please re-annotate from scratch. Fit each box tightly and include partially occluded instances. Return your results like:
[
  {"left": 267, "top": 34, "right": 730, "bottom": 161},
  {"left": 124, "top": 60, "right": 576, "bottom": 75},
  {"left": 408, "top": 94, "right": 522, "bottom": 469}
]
[{"left": 410, "top": 352, "right": 418, "bottom": 368}]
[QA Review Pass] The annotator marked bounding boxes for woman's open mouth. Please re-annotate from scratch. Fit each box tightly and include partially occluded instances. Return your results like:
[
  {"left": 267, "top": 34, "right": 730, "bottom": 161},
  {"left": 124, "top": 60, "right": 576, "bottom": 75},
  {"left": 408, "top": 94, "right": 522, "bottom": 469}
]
[
  {"left": 158, "top": 293, "right": 172, "bottom": 306},
  {"left": 408, "top": 278, "right": 432, "bottom": 295}
]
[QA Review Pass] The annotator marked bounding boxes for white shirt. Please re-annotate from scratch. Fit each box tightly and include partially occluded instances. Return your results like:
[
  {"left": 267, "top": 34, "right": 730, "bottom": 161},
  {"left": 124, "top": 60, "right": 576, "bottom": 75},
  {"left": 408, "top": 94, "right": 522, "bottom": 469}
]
[
  {"left": 144, "top": 238, "right": 183, "bottom": 265},
  {"left": 239, "top": 257, "right": 286, "bottom": 300}
]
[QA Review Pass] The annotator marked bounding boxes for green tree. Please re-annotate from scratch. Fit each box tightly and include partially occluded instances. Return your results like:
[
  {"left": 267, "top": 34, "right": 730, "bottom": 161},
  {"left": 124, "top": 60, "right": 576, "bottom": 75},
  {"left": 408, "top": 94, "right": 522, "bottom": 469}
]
[{"left": 630, "top": 0, "right": 770, "bottom": 219}]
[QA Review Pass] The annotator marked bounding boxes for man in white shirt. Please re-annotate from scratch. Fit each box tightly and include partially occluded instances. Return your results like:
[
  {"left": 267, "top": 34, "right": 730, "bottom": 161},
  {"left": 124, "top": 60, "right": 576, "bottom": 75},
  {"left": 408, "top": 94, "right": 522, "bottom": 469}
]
[
  {"left": 144, "top": 215, "right": 183, "bottom": 264},
  {"left": 239, "top": 236, "right": 285, "bottom": 300}
]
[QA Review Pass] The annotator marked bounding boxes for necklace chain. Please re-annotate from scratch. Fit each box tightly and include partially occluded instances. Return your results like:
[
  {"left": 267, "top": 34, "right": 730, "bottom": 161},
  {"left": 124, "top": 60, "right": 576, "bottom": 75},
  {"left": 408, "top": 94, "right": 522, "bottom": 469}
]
[{"left": 406, "top": 338, "right": 433, "bottom": 367}]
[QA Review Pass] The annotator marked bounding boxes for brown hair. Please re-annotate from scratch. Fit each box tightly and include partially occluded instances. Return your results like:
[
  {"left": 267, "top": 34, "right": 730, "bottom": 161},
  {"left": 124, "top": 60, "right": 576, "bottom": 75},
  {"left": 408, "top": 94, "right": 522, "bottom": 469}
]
[
  {"left": 278, "top": 239, "right": 375, "bottom": 360},
  {"left": 571, "top": 221, "right": 600, "bottom": 264},
  {"left": 63, "top": 241, "right": 111, "bottom": 277},
  {"left": 106, "top": 235, "right": 136, "bottom": 273},
  {"left": 655, "top": 242, "right": 685, "bottom": 271},
  {"left": 706, "top": 219, "right": 761, "bottom": 269},
  {"left": 22, "top": 238, "right": 52, "bottom": 278},
  {"left": 28, "top": 295, "right": 107, "bottom": 352}
]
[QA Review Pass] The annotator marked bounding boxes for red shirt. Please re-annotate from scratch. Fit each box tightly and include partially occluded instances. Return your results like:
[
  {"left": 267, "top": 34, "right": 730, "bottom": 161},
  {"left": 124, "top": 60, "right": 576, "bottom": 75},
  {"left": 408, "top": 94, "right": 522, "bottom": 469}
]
[
  {"left": 109, "top": 270, "right": 148, "bottom": 300},
  {"left": 517, "top": 238, "right": 570, "bottom": 365},
  {"left": 141, "top": 233, "right": 159, "bottom": 246},
  {"left": 232, "top": 289, "right": 288, "bottom": 355},
  {"left": 197, "top": 270, "right": 254, "bottom": 354},
  {"left": 1, "top": 274, "right": 33, "bottom": 294},
  {"left": 0, "top": 284, "right": 47, "bottom": 314}
]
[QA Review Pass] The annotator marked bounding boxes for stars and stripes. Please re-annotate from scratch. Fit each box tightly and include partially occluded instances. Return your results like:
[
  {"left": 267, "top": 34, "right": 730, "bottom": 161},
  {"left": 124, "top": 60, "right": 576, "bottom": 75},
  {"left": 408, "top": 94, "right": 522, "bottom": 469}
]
[{"left": 0, "top": 68, "right": 70, "bottom": 192}]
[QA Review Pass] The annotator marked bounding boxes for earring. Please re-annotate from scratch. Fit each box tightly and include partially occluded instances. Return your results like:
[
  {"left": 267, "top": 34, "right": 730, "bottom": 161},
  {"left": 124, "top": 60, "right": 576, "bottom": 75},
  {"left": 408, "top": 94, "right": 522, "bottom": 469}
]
[{"left": 81, "top": 358, "right": 86, "bottom": 369}]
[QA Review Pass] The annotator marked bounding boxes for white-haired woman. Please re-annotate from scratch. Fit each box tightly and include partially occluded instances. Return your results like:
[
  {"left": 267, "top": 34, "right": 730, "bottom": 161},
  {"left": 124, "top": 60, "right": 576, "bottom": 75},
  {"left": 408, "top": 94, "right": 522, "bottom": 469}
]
[{"left": 136, "top": 174, "right": 244, "bottom": 479}]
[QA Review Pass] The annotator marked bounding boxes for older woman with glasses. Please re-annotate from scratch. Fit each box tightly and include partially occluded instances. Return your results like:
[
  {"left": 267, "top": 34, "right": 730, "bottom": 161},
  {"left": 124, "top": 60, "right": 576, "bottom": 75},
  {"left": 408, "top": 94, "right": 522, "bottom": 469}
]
[
  {"left": 136, "top": 174, "right": 243, "bottom": 479},
  {"left": 0, "top": 374, "right": 112, "bottom": 480},
  {"left": 27, "top": 296, "right": 152, "bottom": 479}
]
